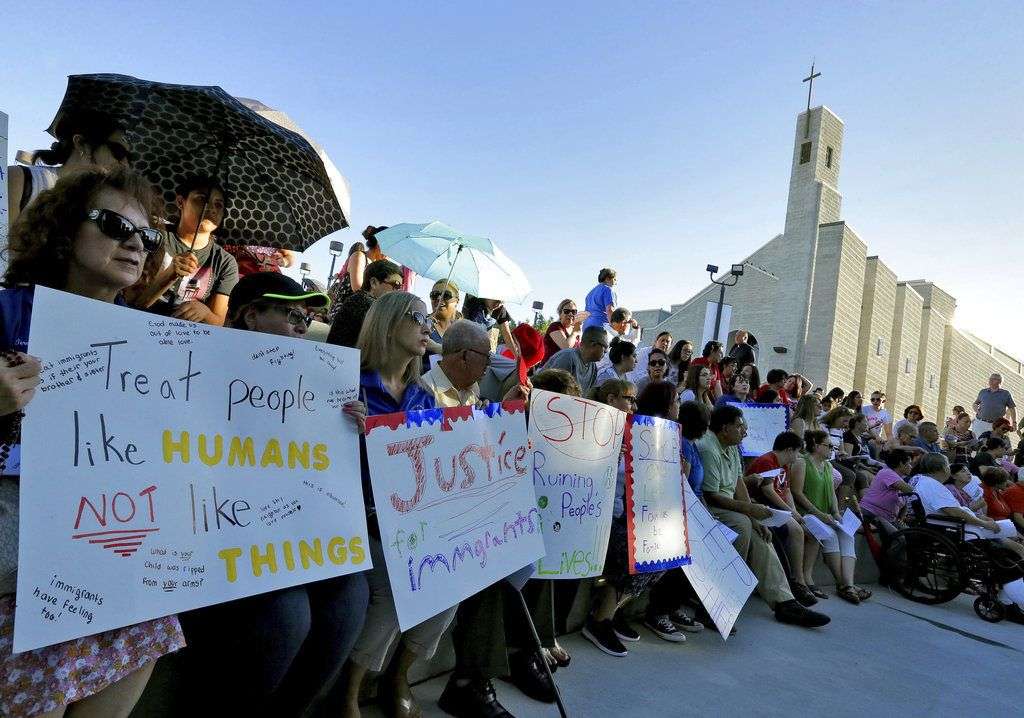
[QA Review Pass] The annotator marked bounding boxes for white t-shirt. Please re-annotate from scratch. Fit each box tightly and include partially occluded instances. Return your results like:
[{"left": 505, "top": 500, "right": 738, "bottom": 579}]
[
  {"left": 909, "top": 474, "right": 965, "bottom": 517},
  {"left": 862, "top": 405, "right": 893, "bottom": 433}
]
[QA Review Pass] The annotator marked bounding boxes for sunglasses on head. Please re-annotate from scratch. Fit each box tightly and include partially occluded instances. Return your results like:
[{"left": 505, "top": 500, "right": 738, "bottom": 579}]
[
  {"left": 86, "top": 209, "right": 162, "bottom": 253},
  {"left": 430, "top": 290, "right": 455, "bottom": 301}
]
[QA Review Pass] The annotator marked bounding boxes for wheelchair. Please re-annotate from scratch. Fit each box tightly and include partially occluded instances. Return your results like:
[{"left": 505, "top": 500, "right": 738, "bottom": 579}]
[{"left": 869, "top": 494, "right": 1024, "bottom": 623}]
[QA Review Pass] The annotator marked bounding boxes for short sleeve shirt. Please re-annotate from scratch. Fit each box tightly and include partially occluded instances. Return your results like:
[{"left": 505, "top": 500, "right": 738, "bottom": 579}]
[
  {"left": 681, "top": 437, "right": 704, "bottom": 498},
  {"left": 860, "top": 467, "right": 906, "bottom": 521},
  {"left": 696, "top": 432, "right": 742, "bottom": 498},
  {"left": 746, "top": 452, "right": 788, "bottom": 500},
  {"left": 862, "top": 405, "right": 892, "bottom": 433},
  {"left": 583, "top": 284, "right": 615, "bottom": 329},
  {"left": 976, "top": 388, "right": 1015, "bottom": 422},
  {"left": 158, "top": 231, "right": 239, "bottom": 305},
  {"left": 543, "top": 347, "right": 597, "bottom": 394},
  {"left": 909, "top": 474, "right": 963, "bottom": 516}
]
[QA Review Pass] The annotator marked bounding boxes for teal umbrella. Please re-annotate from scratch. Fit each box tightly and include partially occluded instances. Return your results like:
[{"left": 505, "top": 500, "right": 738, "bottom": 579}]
[{"left": 374, "top": 221, "right": 531, "bottom": 302}]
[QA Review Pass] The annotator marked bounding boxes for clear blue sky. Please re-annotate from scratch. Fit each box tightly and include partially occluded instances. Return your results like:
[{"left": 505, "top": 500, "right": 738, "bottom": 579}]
[{"left": 3, "top": 1, "right": 1022, "bottom": 359}]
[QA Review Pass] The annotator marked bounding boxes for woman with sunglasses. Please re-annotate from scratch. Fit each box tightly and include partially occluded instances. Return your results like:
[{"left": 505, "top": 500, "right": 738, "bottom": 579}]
[
  {"left": 423, "top": 279, "right": 462, "bottom": 370},
  {"left": 542, "top": 299, "right": 586, "bottom": 364},
  {"left": 0, "top": 168, "right": 184, "bottom": 718},
  {"left": 634, "top": 347, "right": 669, "bottom": 395},
  {"left": 7, "top": 109, "right": 131, "bottom": 227},
  {"left": 129, "top": 175, "right": 238, "bottom": 326},
  {"left": 341, "top": 292, "right": 457, "bottom": 718}
]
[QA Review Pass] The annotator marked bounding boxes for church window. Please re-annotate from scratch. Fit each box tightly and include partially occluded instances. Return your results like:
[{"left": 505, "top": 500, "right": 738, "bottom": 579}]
[
  {"left": 799, "top": 142, "right": 812, "bottom": 164},
  {"left": 904, "top": 358, "right": 911, "bottom": 374},
  {"left": 928, "top": 374, "right": 935, "bottom": 389},
  {"left": 875, "top": 337, "right": 884, "bottom": 356},
  {"left": 826, "top": 146, "right": 834, "bottom": 168}
]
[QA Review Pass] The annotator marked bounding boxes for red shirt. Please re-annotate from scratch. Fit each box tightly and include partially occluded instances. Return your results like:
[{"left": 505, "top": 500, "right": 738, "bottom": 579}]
[
  {"left": 756, "top": 383, "right": 792, "bottom": 405},
  {"left": 543, "top": 322, "right": 578, "bottom": 363},
  {"left": 746, "top": 452, "right": 789, "bottom": 500}
]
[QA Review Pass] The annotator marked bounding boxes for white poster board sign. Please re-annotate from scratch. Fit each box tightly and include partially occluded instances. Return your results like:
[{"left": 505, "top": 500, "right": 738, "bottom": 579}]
[
  {"left": 529, "top": 389, "right": 625, "bottom": 579},
  {"left": 624, "top": 415, "right": 689, "bottom": 573},
  {"left": 701, "top": 300, "right": 732, "bottom": 347},
  {"left": 680, "top": 483, "right": 757, "bottom": 639},
  {"left": 15, "top": 287, "right": 368, "bottom": 652},
  {"left": 737, "top": 402, "right": 789, "bottom": 458},
  {"left": 364, "top": 402, "right": 545, "bottom": 630}
]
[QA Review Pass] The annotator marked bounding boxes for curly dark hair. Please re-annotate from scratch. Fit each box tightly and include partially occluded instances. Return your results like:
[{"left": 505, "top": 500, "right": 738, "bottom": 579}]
[{"left": 4, "top": 167, "right": 159, "bottom": 289}]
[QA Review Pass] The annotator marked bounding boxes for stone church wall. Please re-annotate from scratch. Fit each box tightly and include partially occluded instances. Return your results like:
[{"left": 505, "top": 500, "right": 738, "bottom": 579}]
[
  {"left": 887, "top": 283, "right": 924, "bottom": 413},
  {"left": 854, "top": 257, "right": 897, "bottom": 395}
]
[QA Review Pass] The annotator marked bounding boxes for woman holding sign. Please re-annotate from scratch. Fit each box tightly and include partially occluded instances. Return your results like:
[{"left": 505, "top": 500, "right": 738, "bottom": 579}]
[
  {"left": 791, "top": 430, "right": 870, "bottom": 604},
  {"left": 0, "top": 168, "right": 184, "bottom": 718},
  {"left": 341, "top": 291, "right": 457, "bottom": 718}
]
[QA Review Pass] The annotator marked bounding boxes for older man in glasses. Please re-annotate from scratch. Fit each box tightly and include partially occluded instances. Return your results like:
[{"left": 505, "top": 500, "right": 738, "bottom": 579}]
[{"left": 325, "top": 259, "right": 403, "bottom": 348}]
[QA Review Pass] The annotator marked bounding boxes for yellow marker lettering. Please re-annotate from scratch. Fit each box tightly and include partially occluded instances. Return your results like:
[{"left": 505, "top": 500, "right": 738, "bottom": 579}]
[
  {"left": 162, "top": 430, "right": 190, "bottom": 464},
  {"left": 218, "top": 547, "right": 242, "bottom": 582},
  {"left": 250, "top": 543, "right": 278, "bottom": 577},
  {"left": 260, "top": 438, "right": 284, "bottom": 468},
  {"left": 298, "top": 538, "right": 324, "bottom": 569},
  {"left": 228, "top": 436, "right": 256, "bottom": 466},
  {"left": 288, "top": 441, "right": 310, "bottom": 469},
  {"left": 282, "top": 540, "right": 296, "bottom": 571},
  {"left": 313, "top": 443, "right": 330, "bottom": 471},
  {"left": 349, "top": 536, "right": 366, "bottom": 565},
  {"left": 198, "top": 434, "right": 223, "bottom": 467},
  {"left": 327, "top": 536, "right": 347, "bottom": 565}
]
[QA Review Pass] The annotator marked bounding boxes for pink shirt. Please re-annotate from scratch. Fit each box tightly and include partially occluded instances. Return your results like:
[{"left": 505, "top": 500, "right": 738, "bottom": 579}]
[{"left": 860, "top": 467, "right": 905, "bottom": 521}]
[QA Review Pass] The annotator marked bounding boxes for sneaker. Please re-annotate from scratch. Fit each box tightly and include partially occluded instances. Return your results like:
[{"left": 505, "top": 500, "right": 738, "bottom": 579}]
[
  {"left": 790, "top": 582, "right": 819, "bottom": 607},
  {"left": 582, "top": 617, "right": 628, "bottom": 657},
  {"left": 507, "top": 651, "right": 556, "bottom": 703},
  {"left": 668, "top": 608, "right": 705, "bottom": 633},
  {"left": 438, "top": 676, "right": 515, "bottom": 718},
  {"left": 611, "top": 611, "right": 641, "bottom": 642},
  {"left": 774, "top": 599, "right": 831, "bottom": 628},
  {"left": 643, "top": 614, "right": 687, "bottom": 642}
]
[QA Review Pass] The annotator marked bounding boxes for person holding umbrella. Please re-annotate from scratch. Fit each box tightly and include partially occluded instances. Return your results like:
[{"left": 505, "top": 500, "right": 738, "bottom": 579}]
[{"left": 129, "top": 175, "right": 239, "bottom": 325}]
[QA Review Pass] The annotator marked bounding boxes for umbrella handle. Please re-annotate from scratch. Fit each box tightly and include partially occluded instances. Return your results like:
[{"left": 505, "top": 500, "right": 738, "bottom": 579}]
[
  {"left": 440, "top": 243, "right": 463, "bottom": 298},
  {"left": 186, "top": 141, "right": 231, "bottom": 251}
]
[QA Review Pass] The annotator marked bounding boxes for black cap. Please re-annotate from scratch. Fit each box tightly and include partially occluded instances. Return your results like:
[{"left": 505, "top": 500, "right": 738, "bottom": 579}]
[{"left": 228, "top": 272, "right": 330, "bottom": 319}]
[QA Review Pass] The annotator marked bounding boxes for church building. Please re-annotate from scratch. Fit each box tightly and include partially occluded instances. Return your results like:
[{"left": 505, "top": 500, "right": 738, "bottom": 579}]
[{"left": 635, "top": 103, "right": 1024, "bottom": 420}]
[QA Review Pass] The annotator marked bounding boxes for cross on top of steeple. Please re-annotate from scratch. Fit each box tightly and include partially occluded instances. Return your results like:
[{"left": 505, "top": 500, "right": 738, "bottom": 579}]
[{"left": 802, "top": 61, "right": 822, "bottom": 137}]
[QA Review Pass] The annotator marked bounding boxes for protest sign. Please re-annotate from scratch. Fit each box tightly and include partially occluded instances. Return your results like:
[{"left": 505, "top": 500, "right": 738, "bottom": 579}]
[
  {"left": 680, "top": 484, "right": 757, "bottom": 639},
  {"left": 364, "top": 402, "right": 545, "bottom": 630},
  {"left": 530, "top": 389, "right": 625, "bottom": 579},
  {"left": 737, "top": 402, "right": 789, "bottom": 457},
  {"left": 624, "top": 415, "right": 689, "bottom": 573},
  {"left": 15, "top": 287, "right": 367, "bottom": 652},
  {"left": 0, "top": 111, "right": 7, "bottom": 278}
]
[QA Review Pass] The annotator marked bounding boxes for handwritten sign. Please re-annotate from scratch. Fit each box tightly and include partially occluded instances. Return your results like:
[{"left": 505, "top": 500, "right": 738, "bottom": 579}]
[
  {"left": 15, "top": 287, "right": 367, "bottom": 652},
  {"left": 680, "top": 483, "right": 757, "bottom": 639},
  {"left": 529, "top": 390, "right": 625, "bottom": 579},
  {"left": 364, "top": 403, "right": 545, "bottom": 630},
  {"left": 624, "top": 415, "right": 689, "bottom": 573},
  {"left": 736, "top": 402, "right": 789, "bottom": 457}
]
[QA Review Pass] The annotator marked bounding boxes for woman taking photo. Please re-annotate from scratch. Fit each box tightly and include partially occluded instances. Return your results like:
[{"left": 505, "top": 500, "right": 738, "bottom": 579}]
[
  {"left": 791, "top": 430, "right": 870, "bottom": 604},
  {"left": 666, "top": 340, "right": 693, "bottom": 387},
  {"left": 543, "top": 299, "right": 585, "bottom": 363},
  {"left": 597, "top": 338, "right": 637, "bottom": 385},
  {"left": 342, "top": 291, "right": 458, "bottom": 718},
  {"left": 0, "top": 168, "right": 184, "bottom": 718}
]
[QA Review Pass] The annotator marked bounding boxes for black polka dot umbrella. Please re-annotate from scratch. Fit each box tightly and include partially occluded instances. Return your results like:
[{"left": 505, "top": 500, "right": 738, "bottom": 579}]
[{"left": 46, "top": 73, "right": 349, "bottom": 251}]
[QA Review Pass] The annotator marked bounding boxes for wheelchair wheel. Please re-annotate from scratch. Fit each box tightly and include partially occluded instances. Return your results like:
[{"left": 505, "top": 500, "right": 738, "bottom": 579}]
[
  {"left": 974, "top": 596, "right": 1005, "bottom": 623},
  {"left": 884, "top": 528, "right": 965, "bottom": 604}
]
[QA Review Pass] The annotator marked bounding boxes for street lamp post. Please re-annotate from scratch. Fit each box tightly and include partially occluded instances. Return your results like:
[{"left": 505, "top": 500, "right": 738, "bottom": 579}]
[
  {"left": 707, "top": 263, "right": 745, "bottom": 344},
  {"left": 327, "top": 240, "right": 344, "bottom": 287}
]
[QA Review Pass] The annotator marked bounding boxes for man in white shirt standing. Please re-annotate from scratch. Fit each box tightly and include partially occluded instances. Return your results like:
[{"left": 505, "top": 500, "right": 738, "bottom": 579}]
[{"left": 862, "top": 390, "right": 893, "bottom": 441}]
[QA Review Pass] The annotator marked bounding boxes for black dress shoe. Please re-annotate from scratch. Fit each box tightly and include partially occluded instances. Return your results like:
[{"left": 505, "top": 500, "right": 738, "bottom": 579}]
[
  {"left": 774, "top": 599, "right": 831, "bottom": 627},
  {"left": 508, "top": 651, "right": 557, "bottom": 703},
  {"left": 438, "top": 676, "right": 514, "bottom": 718}
]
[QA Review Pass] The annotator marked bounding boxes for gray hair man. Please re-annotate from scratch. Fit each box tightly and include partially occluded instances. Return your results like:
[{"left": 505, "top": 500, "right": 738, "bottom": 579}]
[{"left": 972, "top": 373, "right": 1017, "bottom": 438}]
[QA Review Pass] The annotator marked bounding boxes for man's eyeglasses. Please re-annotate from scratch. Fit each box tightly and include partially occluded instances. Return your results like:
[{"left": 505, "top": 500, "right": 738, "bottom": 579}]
[
  {"left": 871, "top": 396, "right": 884, "bottom": 403},
  {"left": 616, "top": 394, "right": 638, "bottom": 404},
  {"left": 85, "top": 209, "right": 162, "bottom": 253},
  {"left": 383, "top": 277, "right": 404, "bottom": 290},
  {"left": 463, "top": 347, "right": 491, "bottom": 366},
  {"left": 256, "top": 303, "right": 312, "bottom": 327},
  {"left": 404, "top": 310, "right": 431, "bottom": 327},
  {"left": 430, "top": 290, "right": 455, "bottom": 302},
  {"left": 649, "top": 359, "right": 666, "bottom": 367}
]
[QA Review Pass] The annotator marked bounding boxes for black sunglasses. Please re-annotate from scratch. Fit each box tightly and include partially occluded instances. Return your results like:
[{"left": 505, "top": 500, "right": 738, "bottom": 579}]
[
  {"left": 86, "top": 209, "right": 162, "bottom": 253},
  {"left": 430, "top": 290, "right": 455, "bottom": 301},
  {"left": 561, "top": 308, "right": 578, "bottom": 315},
  {"left": 255, "top": 302, "right": 312, "bottom": 327},
  {"left": 649, "top": 359, "right": 666, "bottom": 367},
  {"left": 103, "top": 140, "right": 132, "bottom": 163},
  {"left": 404, "top": 310, "right": 431, "bottom": 327}
]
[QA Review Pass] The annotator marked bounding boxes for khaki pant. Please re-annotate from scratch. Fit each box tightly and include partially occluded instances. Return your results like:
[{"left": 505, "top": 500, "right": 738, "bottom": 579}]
[{"left": 710, "top": 506, "right": 794, "bottom": 608}]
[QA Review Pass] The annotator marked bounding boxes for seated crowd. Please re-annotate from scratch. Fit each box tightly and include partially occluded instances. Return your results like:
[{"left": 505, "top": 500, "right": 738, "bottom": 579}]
[{"left": 2, "top": 150, "right": 1024, "bottom": 718}]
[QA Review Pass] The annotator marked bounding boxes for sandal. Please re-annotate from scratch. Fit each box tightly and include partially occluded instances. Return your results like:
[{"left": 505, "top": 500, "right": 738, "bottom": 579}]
[
  {"left": 837, "top": 585, "right": 861, "bottom": 604},
  {"left": 855, "top": 586, "right": 872, "bottom": 600},
  {"left": 807, "top": 584, "right": 829, "bottom": 599},
  {"left": 549, "top": 643, "right": 571, "bottom": 668}
]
